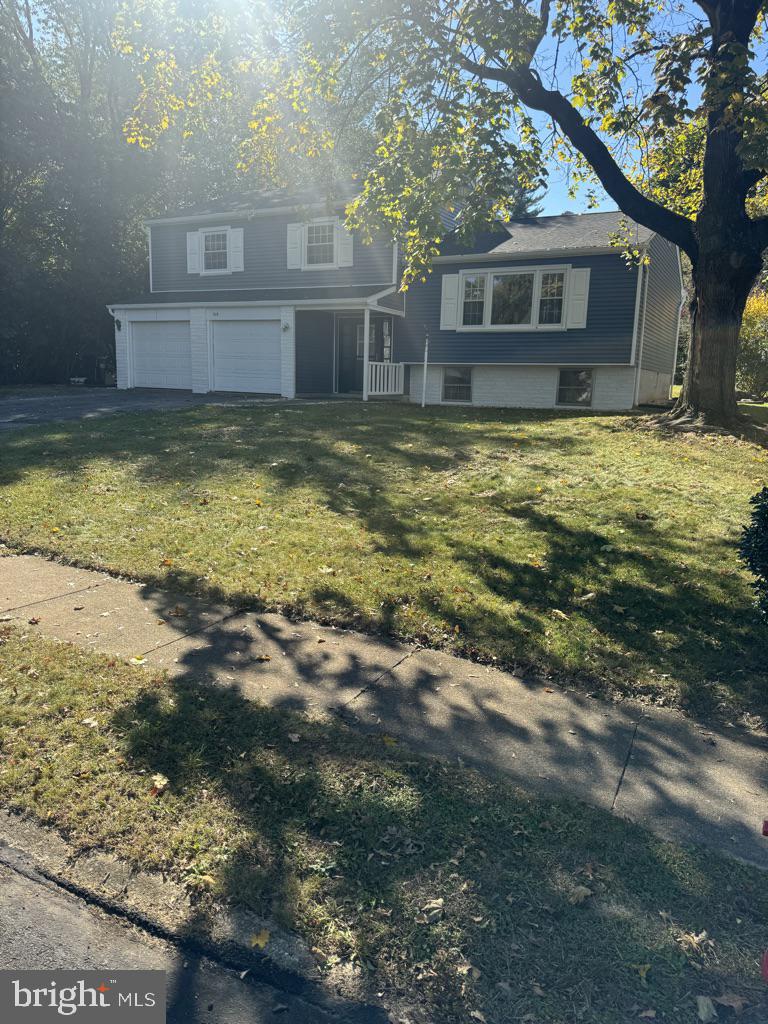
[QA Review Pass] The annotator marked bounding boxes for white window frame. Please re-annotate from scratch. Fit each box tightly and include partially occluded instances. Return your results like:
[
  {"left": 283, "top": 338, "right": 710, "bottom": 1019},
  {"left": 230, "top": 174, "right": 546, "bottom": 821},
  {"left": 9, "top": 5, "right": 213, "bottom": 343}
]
[
  {"left": 442, "top": 365, "right": 473, "bottom": 403},
  {"left": 458, "top": 265, "right": 569, "bottom": 332},
  {"left": 200, "top": 226, "right": 231, "bottom": 276},
  {"left": 302, "top": 217, "right": 338, "bottom": 270},
  {"left": 555, "top": 367, "right": 594, "bottom": 408}
]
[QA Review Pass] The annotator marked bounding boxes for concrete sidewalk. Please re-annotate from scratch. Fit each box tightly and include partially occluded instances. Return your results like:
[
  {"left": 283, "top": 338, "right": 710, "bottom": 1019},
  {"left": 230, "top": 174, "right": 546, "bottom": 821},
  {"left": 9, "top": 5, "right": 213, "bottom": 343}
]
[{"left": 2, "top": 552, "right": 767, "bottom": 868}]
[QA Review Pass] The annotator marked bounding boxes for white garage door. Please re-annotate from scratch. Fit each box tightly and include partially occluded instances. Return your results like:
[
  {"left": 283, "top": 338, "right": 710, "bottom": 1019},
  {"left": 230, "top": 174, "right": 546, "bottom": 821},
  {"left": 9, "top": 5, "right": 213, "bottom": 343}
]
[
  {"left": 132, "top": 321, "right": 192, "bottom": 390},
  {"left": 213, "top": 319, "right": 282, "bottom": 394}
]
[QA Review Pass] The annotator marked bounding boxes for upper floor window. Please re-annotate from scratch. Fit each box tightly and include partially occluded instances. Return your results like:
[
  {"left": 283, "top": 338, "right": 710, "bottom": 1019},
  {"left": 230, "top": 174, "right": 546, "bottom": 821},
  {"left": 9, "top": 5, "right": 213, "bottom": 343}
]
[
  {"left": 305, "top": 222, "right": 336, "bottom": 267},
  {"left": 460, "top": 267, "right": 567, "bottom": 329},
  {"left": 202, "top": 230, "right": 228, "bottom": 273},
  {"left": 187, "top": 226, "right": 243, "bottom": 276}
]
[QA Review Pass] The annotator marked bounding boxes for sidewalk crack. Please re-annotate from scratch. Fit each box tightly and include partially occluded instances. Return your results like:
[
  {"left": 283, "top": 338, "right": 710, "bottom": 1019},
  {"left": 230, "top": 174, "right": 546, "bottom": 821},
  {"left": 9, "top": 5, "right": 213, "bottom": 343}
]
[
  {"left": 611, "top": 717, "right": 642, "bottom": 812},
  {"left": 335, "top": 647, "right": 418, "bottom": 712},
  {"left": 136, "top": 610, "right": 241, "bottom": 658},
  {"left": 1, "top": 582, "right": 106, "bottom": 615}
]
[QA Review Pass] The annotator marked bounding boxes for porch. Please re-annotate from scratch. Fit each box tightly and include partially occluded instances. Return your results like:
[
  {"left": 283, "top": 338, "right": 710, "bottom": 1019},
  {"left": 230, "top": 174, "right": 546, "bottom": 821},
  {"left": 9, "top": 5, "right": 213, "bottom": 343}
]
[{"left": 295, "top": 308, "right": 406, "bottom": 399}]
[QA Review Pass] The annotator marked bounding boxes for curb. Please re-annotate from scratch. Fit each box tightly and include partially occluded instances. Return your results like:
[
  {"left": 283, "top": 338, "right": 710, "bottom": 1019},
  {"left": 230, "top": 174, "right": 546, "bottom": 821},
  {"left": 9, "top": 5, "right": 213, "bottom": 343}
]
[{"left": 0, "top": 808, "right": 389, "bottom": 1024}]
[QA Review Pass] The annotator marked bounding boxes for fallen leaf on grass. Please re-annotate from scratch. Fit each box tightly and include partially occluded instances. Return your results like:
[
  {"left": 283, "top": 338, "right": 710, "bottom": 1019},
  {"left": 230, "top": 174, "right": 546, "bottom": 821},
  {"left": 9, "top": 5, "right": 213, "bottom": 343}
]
[
  {"left": 129, "top": 656, "right": 146, "bottom": 666},
  {"left": 287, "top": 733, "right": 301, "bottom": 744},
  {"left": 160, "top": 558, "right": 173, "bottom": 567},
  {"left": 639, "top": 1011, "right": 656, "bottom": 1020},
  {"left": 419, "top": 898, "right": 444, "bottom": 924},
  {"left": 575, "top": 592, "right": 597, "bottom": 604},
  {"left": 250, "top": 929, "right": 270, "bottom": 949},
  {"left": 631, "top": 963, "right": 652, "bottom": 984},
  {"left": 150, "top": 773, "right": 169, "bottom": 796},
  {"left": 696, "top": 996, "right": 718, "bottom": 1023},
  {"left": 469, "top": 1012, "right": 486, "bottom": 1023},
  {"left": 568, "top": 885, "right": 593, "bottom": 905},
  {"left": 552, "top": 609, "right": 569, "bottom": 621},
  {"left": 81, "top": 717, "right": 99, "bottom": 729},
  {"left": 713, "top": 994, "right": 748, "bottom": 1013}
]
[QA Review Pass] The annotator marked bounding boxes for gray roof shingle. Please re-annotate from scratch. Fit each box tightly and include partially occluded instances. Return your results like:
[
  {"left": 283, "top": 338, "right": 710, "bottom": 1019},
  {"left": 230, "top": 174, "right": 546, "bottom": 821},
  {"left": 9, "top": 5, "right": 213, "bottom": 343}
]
[{"left": 497, "top": 211, "right": 653, "bottom": 253}]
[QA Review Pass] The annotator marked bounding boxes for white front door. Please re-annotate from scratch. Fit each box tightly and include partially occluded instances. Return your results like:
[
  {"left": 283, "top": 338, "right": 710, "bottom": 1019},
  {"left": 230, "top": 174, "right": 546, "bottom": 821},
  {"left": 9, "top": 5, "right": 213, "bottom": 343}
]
[
  {"left": 213, "top": 319, "right": 282, "bottom": 394},
  {"left": 132, "top": 321, "right": 192, "bottom": 390}
]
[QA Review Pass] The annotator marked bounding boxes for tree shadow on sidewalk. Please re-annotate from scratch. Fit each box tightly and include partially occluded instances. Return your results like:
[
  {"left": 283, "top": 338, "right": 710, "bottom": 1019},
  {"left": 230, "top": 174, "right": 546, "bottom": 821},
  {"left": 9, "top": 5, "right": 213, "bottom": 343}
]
[{"left": 109, "top": 617, "right": 768, "bottom": 1024}]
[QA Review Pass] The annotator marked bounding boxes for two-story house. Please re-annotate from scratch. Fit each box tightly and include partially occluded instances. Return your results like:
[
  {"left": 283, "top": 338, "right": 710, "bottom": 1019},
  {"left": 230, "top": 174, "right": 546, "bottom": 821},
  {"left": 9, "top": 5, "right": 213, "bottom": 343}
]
[{"left": 108, "top": 191, "right": 684, "bottom": 409}]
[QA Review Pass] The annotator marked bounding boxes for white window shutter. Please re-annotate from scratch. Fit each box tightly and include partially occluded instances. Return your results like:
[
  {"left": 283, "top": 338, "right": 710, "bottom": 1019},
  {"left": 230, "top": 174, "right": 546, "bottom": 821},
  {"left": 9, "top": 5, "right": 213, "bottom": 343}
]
[
  {"left": 229, "top": 227, "right": 244, "bottom": 272},
  {"left": 566, "top": 268, "right": 590, "bottom": 328},
  {"left": 186, "top": 231, "right": 201, "bottom": 274},
  {"left": 440, "top": 274, "right": 460, "bottom": 329},
  {"left": 287, "top": 223, "right": 302, "bottom": 269},
  {"left": 337, "top": 222, "right": 354, "bottom": 267}
]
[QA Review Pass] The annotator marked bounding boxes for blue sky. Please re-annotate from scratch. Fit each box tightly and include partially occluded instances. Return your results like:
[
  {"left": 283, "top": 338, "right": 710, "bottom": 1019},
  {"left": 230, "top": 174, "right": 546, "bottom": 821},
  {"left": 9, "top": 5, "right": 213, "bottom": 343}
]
[{"left": 537, "top": 165, "right": 614, "bottom": 216}]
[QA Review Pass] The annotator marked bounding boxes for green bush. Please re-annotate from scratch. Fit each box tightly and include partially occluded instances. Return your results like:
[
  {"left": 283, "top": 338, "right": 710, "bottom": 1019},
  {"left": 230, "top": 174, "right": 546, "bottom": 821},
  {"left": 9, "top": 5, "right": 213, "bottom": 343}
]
[{"left": 740, "top": 486, "right": 768, "bottom": 617}]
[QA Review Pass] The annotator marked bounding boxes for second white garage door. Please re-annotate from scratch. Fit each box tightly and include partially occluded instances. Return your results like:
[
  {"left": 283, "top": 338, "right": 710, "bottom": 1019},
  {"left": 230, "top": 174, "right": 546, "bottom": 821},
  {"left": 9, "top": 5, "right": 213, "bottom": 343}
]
[
  {"left": 213, "top": 319, "right": 282, "bottom": 394},
  {"left": 132, "top": 321, "right": 192, "bottom": 390}
]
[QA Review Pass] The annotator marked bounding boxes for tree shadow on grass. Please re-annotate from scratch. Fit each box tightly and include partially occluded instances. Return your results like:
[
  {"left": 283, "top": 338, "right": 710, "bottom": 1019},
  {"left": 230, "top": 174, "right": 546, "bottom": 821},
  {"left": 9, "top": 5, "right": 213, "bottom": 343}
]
[
  {"left": 1, "top": 401, "right": 765, "bottom": 720},
  {"left": 110, "top": 652, "right": 768, "bottom": 1024}
]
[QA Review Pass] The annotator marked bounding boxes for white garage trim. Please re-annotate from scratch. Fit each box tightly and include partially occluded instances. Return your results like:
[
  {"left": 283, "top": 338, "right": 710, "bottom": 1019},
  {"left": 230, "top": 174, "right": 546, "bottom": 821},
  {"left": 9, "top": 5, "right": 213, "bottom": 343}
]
[
  {"left": 212, "top": 319, "right": 282, "bottom": 394},
  {"left": 131, "top": 321, "right": 192, "bottom": 390}
]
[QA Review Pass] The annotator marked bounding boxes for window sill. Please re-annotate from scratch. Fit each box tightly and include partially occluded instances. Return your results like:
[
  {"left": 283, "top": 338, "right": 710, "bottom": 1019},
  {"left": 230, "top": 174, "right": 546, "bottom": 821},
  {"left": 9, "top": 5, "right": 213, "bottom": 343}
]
[{"left": 455, "top": 323, "right": 566, "bottom": 332}]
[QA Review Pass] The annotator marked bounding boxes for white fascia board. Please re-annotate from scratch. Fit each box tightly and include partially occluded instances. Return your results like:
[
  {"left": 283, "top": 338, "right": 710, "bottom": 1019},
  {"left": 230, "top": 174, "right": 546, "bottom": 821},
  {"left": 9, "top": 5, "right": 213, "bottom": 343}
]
[
  {"left": 433, "top": 243, "right": 650, "bottom": 264},
  {"left": 112, "top": 297, "right": 373, "bottom": 311},
  {"left": 400, "top": 360, "right": 634, "bottom": 366},
  {"left": 145, "top": 201, "right": 349, "bottom": 228}
]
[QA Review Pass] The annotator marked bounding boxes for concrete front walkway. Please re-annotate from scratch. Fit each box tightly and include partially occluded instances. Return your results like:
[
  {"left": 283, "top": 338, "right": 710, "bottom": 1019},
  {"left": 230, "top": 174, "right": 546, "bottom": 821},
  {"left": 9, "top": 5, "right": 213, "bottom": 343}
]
[{"left": 2, "top": 552, "right": 767, "bottom": 868}]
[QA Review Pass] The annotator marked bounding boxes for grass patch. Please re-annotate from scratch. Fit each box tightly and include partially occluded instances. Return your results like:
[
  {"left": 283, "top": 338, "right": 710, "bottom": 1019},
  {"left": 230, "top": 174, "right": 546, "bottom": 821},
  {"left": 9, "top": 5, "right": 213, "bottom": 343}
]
[
  {"left": 1, "top": 627, "right": 766, "bottom": 1023},
  {"left": 0, "top": 402, "right": 766, "bottom": 720}
]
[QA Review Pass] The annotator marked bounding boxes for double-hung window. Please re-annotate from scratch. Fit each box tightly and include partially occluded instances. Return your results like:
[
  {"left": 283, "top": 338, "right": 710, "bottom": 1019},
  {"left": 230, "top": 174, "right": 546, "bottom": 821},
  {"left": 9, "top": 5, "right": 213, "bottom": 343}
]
[
  {"left": 202, "top": 230, "right": 228, "bottom": 273},
  {"left": 305, "top": 221, "right": 336, "bottom": 267},
  {"left": 460, "top": 267, "right": 567, "bottom": 329}
]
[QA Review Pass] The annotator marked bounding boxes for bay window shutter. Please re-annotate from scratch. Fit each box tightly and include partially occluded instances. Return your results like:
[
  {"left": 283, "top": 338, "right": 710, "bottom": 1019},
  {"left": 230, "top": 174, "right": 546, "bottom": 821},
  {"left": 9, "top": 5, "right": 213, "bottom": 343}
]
[
  {"left": 337, "top": 222, "right": 354, "bottom": 267},
  {"left": 287, "top": 223, "right": 302, "bottom": 269},
  {"left": 229, "top": 227, "right": 244, "bottom": 272},
  {"left": 186, "top": 231, "right": 201, "bottom": 274},
  {"left": 566, "top": 268, "right": 591, "bottom": 328},
  {"left": 440, "top": 274, "right": 460, "bottom": 329}
]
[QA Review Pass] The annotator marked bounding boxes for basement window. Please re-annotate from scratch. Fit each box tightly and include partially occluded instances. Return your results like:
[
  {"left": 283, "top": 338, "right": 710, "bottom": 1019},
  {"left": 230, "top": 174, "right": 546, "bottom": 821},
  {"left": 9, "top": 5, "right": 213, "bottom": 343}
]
[
  {"left": 443, "top": 366, "right": 473, "bottom": 403},
  {"left": 557, "top": 368, "right": 593, "bottom": 407}
]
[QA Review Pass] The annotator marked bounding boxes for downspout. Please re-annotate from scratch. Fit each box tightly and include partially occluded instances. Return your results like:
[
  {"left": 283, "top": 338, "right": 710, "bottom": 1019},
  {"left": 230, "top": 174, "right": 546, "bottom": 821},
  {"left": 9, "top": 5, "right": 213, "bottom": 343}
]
[{"left": 633, "top": 263, "right": 650, "bottom": 407}]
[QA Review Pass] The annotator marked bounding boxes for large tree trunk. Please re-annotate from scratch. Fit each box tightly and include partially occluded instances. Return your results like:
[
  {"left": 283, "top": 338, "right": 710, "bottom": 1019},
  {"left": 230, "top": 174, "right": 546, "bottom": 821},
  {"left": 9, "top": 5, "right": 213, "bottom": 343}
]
[{"left": 673, "top": 250, "right": 762, "bottom": 426}]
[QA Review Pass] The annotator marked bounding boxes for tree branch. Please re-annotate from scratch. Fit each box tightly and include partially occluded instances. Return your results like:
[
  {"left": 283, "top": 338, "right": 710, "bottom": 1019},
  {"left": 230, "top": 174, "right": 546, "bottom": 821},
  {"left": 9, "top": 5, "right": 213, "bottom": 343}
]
[{"left": 459, "top": 56, "right": 698, "bottom": 259}]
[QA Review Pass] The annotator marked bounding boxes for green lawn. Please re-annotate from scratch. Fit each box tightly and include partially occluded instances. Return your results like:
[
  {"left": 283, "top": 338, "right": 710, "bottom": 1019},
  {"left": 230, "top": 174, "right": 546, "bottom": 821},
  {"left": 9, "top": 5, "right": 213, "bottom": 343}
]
[
  {"left": 1, "top": 627, "right": 766, "bottom": 1024},
  {"left": 1, "top": 402, "right": 766, "bottom": 720}
]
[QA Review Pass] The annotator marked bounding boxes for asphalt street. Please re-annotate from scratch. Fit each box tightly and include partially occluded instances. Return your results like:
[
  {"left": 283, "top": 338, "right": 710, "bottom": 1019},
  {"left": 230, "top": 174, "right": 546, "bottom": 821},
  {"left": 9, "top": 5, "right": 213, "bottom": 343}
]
[{"left": 0, "top": 859, "right": 384, "bottom": 1023}]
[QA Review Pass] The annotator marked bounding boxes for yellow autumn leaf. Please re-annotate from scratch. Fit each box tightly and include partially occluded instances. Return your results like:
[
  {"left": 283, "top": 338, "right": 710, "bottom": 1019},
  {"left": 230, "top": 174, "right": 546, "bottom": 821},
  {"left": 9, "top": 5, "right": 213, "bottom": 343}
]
[{"left": 250, "top": 929, "right": 270, "bottom": 949}]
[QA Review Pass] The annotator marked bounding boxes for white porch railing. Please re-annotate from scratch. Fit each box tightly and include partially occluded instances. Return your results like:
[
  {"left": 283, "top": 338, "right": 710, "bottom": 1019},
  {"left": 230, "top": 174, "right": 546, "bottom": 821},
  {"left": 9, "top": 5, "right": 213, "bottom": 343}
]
[{"left": 368, "top": 361, "right": 404, "bottom": 396}]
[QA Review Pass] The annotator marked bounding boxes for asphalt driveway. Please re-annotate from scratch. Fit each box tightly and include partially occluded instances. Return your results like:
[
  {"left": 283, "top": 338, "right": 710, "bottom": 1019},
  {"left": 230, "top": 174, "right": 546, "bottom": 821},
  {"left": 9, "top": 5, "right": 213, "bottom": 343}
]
[{"left": 0, "top": 388, "right": 280, "bottom": 431}]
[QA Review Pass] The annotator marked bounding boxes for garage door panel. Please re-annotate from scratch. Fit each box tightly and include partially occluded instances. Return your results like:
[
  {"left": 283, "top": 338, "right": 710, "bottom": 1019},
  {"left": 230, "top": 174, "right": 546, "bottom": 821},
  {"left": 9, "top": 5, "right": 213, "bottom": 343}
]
[
  {"left": 132, "top": 321, "right": 192, "bottom": 390},
  {"left": 213, "top": 320, "right": 281, "bottom": 394}
]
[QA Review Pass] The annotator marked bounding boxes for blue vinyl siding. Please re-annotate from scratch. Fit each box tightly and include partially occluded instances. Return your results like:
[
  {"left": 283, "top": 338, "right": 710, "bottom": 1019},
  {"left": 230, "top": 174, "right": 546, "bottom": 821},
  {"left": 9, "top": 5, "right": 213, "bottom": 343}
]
[
  {"left": 394, "top": 254, "right": 640, "bottom": 365},
  {"left": 640, "top": 235, "right": 682, "bottom": 374},
  {"left": 151, "top": 214, "right": 394, "bottom": 292}
]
